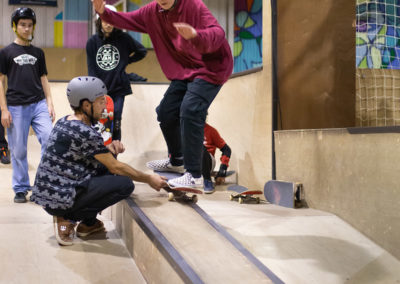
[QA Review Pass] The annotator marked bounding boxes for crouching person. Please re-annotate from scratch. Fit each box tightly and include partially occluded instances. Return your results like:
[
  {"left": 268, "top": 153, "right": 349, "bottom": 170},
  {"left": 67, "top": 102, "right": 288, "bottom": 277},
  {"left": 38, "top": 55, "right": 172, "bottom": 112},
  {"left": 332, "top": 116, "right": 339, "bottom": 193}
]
[{"left": 31, "top": 76, "right": 167, "bottom": 246}]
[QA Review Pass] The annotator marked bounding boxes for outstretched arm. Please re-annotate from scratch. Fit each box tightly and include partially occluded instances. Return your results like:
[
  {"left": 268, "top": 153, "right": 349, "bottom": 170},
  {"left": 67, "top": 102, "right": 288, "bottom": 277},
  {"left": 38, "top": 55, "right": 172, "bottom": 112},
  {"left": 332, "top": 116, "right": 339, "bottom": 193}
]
[{"left": 94, "top": 152, "right": 167, "bottom": 191}]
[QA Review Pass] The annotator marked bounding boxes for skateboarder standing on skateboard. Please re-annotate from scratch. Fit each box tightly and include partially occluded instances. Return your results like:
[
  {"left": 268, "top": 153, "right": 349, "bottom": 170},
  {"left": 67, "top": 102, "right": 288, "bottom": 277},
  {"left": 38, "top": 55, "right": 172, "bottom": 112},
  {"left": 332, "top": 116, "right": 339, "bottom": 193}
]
[
  {"left": 31, "top": 76, "right": 167, "bottom": 246},
  {"left": 0, "top": 7, "right": 55, "bottom": 203},
  {"left": 91, "top": 0, "right": 233, "bottom": 190},
  {"left": 202, "top": 123, "right": 231, "bottom": 193},
  {"left": 86, "top": 4, "right": 147, "bottom": 141}
]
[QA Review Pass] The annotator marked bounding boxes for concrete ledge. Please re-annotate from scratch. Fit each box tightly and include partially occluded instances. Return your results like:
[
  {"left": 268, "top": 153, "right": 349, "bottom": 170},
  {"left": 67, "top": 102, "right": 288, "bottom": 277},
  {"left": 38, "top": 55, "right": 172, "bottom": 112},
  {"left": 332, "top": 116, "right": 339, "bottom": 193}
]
[{"left": 110, "top": 185, "right": 274, "bottom": 284}]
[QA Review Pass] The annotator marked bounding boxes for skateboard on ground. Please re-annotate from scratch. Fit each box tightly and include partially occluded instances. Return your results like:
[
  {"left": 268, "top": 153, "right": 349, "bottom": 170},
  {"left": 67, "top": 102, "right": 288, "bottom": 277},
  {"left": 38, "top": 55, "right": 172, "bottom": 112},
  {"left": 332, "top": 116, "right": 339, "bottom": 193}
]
[
  {"left": 154, "top": 170, "right": 203, "bottom": 203},
  {"left": 93, "top": 95, "right": 114, "bottom": 146},
  {"left": 264, "top": 180, "right": 304, "bottom": 208},
  {"left": 211, "top": 170, "right": 236, "bottom": 177},
  {"left": 227, "top": 185, "right": 263, "bottom": 204}
]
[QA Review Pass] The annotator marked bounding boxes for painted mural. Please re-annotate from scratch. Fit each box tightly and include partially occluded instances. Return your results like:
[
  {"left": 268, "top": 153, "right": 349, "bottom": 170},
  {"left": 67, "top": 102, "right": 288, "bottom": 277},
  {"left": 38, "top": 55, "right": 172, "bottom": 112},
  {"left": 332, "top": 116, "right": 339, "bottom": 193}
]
[
  {"left": 356, "top": 0, "right": 400, "bottom": 69},
  {"left": 234, "top": 0, "right": 262, "bottom": 73},
  {"left": 53, "top": 0, "right": 90, "bottom": 48}
]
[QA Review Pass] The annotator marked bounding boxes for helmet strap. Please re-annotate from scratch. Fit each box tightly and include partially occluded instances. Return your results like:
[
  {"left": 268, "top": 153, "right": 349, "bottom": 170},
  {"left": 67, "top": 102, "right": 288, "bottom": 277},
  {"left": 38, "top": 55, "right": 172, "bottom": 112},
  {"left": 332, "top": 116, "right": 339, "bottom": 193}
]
[{"left": 82, "top": 103, "right": 96, "bottom": 126}]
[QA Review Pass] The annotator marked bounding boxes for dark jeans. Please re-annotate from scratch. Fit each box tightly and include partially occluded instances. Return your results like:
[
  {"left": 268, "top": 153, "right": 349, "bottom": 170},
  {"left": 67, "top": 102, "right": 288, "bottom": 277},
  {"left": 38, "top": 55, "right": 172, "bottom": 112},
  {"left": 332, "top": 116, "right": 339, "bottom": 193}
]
[
  {"left": 45, "top": 175, "right": 134, "bottom": 224},
  {"left": 0, "top": 110, "right": 8, "bottom": 148},
  {"left": 156, "top": 78, "right": 222, "bottom": 177},
  {"left": 202, "top": 146, "right": 213, "bottom": 180},
  {"left": 112, "top": 95, "right": 125, "bottom": 141}
]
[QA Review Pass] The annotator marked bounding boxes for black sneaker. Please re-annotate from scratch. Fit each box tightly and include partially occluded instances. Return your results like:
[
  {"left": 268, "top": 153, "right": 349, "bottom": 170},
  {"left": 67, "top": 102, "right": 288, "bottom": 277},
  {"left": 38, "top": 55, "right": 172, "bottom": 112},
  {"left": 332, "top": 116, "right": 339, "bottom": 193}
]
[
  {"left": 0, "top": 147, "right": 10, "bottom": 164},
  {"left": 14, "top": 192, "right": 27, "bottom": 203}
]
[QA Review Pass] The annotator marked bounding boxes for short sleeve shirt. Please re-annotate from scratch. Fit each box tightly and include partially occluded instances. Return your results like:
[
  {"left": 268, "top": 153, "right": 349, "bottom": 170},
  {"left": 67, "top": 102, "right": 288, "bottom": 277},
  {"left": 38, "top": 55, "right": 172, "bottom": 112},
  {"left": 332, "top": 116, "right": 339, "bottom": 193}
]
[
  {"left": 0, "top": 43, "right": 47, "bottom": 105},
  {"left": 31, "top": 116, "right": 109, "bottom": 210}
]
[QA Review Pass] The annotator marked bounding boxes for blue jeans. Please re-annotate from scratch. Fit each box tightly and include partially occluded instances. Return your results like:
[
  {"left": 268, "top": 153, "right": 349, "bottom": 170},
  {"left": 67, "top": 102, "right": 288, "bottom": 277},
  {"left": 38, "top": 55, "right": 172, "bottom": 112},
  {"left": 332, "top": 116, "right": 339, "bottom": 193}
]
[
  {"left": 7, "top": 99, "right": 52, "bottom": 193},
  {"left": 156, "top": 79, "right": 222, "bottom": 177}
]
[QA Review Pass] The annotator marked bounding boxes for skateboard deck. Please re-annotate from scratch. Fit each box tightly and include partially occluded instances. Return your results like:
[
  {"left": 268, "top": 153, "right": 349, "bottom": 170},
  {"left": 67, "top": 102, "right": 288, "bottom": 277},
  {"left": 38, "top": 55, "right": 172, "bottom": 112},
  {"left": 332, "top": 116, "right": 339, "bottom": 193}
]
[
  {"left": 154, "top": 170, "right": 183, "bottom": 180},
  {"left": 264, "top": 180, "right": 304, "bottom": 208},
  {"left": 227, "top": 185, "right": 263, "bottom": 204},
  {"left": 211, "top": 170, "right": 236, "bottom": 177},
  {"left": 153, "top": 170, "right": 202, "bottom": 203},
  {"left": 94, "top": 95, "right": 114, "bottom": 146}
]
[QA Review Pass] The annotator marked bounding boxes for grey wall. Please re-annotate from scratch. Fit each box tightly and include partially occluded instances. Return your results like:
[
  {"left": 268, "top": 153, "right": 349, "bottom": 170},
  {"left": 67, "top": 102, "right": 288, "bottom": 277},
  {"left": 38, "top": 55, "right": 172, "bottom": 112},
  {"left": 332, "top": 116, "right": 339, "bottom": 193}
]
[{"left": 275, "top": 128, "right": 400, "bottom": 260}]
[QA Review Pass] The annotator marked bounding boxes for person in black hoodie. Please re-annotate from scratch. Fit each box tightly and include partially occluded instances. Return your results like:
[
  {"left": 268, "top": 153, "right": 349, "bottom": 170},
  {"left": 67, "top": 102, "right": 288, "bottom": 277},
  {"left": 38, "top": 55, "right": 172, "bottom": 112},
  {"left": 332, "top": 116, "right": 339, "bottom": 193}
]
[{"left": 86, "top": 4, "right": 147, "bottom": 141}]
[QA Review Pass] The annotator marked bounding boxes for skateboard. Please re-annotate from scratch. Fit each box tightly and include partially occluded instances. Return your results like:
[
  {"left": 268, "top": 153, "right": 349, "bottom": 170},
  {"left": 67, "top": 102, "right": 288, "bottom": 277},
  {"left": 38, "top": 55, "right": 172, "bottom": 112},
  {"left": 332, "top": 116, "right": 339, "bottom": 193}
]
[
  {"left": 211, "top": 170, "right": 236, "bottom": 177},
  {"left": 154, "top": 170, "right": 202, "bottom": 203},
  {"left": 227, "top": 185, "right": 263, "bottom": 204},
  {"left": 264, "top": 180, "right": 304, "bottom": 208},
  {"left": 163, "top": 185, "right": 203, "bottom": 203},
  {"left": 93, "top": 95, "right": 114, "bottom": 145}
]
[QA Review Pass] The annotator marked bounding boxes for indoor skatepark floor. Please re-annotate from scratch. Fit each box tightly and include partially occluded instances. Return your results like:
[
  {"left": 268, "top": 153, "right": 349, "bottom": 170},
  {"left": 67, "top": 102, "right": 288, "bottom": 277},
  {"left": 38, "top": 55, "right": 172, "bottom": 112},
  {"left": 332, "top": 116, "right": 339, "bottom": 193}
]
[{"left": 1, "top": 137, "right": 399, "bottom": 283}]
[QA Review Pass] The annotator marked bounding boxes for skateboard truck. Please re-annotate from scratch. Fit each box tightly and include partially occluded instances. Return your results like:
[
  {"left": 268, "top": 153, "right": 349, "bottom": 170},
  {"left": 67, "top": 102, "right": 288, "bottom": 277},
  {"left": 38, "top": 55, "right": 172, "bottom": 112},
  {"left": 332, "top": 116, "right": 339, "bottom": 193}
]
[
  {"left": 164, "top": 187, "right": 200, "bottom": 203},
  {"left": 227, "top": 185, "right": 263, "bottom": 204}
]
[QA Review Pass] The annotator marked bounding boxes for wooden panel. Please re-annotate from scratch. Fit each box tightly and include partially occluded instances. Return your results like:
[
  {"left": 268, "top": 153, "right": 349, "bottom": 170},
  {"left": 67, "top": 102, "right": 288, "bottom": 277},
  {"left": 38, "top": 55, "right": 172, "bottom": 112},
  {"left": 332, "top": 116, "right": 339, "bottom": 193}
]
[{"left": 277, "top": 0, "right": 355, "bottom": 129}]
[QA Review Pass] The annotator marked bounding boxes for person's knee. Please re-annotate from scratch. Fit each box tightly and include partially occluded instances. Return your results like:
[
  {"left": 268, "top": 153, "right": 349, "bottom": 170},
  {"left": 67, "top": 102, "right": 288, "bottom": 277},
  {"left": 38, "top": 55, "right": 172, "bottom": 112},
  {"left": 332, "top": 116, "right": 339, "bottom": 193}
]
[
  {"left": 11, "top": 146, "right": 27, "bottom": 160},
  {"left": 119, "top": 176, "right": 134, "bottom": 197},
  {"left": 156, "top": 104, "right": 176, "bottom": 124},
  {"left": 180, "top": 100, "right": 207, "bottom": 122}
]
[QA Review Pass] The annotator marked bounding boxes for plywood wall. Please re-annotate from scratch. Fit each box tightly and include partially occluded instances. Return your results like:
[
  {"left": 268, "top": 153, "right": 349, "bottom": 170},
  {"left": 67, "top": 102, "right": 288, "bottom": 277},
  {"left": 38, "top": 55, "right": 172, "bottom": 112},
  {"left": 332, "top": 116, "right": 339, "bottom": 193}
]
[{"left": 277, "top": 0, "right": 355, "bottom": 129}]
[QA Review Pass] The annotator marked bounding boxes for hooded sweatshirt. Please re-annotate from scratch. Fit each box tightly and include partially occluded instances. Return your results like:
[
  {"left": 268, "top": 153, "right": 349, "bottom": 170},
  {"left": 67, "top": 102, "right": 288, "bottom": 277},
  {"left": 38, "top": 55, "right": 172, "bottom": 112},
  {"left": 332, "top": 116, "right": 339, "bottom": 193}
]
[
  {"left": 86, "top": 29, "right": 147, "bottom": 98},
  {"left": 100, "top": 0, "right": 233, "bottom": 85}
]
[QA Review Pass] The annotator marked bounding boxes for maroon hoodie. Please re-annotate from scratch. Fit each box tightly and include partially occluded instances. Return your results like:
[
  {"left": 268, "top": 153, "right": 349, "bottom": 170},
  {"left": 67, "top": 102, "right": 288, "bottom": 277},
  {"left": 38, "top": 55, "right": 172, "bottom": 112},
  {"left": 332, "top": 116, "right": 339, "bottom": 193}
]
[{"left": 100, "top": 0, "right": 233, "bottom": 85}]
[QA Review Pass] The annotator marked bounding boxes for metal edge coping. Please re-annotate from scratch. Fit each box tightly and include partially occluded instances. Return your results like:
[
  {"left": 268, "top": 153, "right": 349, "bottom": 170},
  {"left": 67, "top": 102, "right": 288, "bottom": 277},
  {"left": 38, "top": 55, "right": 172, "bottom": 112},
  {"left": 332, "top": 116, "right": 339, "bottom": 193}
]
[
  {"left": 190, "top": 203, "right": 285, "bottom": 284},
  {"left": 347, "top": 126, "right": 400, "bottom": 134},
  {"left": 125, "top": 198, "right": 204, "bottom": 284}
]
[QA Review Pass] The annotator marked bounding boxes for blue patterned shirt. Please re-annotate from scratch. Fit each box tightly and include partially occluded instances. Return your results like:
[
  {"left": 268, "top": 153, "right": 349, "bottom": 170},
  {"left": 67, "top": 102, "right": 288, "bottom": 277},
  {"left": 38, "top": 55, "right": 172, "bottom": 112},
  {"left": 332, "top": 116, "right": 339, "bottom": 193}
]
[{"left": 32, "top": 116, "right": 109, "bottom": 209}]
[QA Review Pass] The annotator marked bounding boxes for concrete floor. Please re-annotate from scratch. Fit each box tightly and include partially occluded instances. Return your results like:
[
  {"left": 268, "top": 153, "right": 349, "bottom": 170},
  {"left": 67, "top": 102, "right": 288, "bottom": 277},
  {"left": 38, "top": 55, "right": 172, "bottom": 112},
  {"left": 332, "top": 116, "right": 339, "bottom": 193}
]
[
  {"left": 2, "top": 137, "right": 400, "bottom": 284},
  {"left": 132, "top": 184, "right": 400, "bottom": 284},
  {"left": 0, "top": 137, "right": 145, "bottom": 284}
]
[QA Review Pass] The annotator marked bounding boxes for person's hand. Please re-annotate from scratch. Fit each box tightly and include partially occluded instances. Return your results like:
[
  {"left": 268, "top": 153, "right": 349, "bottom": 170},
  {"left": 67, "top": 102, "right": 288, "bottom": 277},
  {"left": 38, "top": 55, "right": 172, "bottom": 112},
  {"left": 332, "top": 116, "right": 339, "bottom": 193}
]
[
  {"left": 107, "top": 140, "right": 125, "bottom": 155},
  {"left": 148, "top": 174, "right": 168, "bottom": 191},
  {"left": 91, "top": 0, "right": 106, "bottom": 15},
  {"left": 1, "top": 109, "right": 12, "bottom": 128},
  {"left": 173, "top": 23, "right": 197, "bottom": 40},
  {"left": 48, "top": 104, "right": 56, "bottom": 122}
]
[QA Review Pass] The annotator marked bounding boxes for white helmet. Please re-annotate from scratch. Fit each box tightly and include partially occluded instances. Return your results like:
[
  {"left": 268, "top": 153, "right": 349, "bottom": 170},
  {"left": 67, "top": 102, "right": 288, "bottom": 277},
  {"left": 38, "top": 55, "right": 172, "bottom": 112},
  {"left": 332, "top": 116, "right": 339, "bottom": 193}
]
[
  {"left": 67, "top": 76, "right": 107, "bottom": 107},
  {"left": 96, "top": 4, "right": 117, "bottom": 19}
]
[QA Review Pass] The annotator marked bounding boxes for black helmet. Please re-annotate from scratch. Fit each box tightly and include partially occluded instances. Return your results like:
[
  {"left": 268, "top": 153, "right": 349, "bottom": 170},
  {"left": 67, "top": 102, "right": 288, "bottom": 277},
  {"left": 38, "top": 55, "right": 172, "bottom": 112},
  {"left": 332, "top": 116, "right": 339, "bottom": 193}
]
[
  {"left": 67, "top": 76, "right": 107, "bottom": 107},
  {"left": 11, "top": 7, "right": 36, "bottom": 28}
]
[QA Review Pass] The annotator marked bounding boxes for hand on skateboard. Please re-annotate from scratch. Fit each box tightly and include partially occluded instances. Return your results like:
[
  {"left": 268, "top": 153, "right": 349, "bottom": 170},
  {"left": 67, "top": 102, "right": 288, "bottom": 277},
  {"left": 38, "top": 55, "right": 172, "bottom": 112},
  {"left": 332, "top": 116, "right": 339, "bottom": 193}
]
[{"left": 153, "top": 170, "right": 202, "bottom": 203}]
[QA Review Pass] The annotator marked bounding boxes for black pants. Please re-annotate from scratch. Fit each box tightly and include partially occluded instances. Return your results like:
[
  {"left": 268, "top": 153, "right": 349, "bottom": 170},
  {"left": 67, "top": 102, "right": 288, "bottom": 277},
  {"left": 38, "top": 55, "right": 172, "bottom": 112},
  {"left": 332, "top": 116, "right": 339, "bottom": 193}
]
[
  {"left": 156, "top": 78, "right": 221, "bottom": 177},
  {"left": 46, "top": 175, "right": 134, "bottom": 224},
  {"left": 202, "top": 146, "right": 214, "bottom": 180},
  {"left": 0, "top": 110, "right": 8, "bottom": 148}
]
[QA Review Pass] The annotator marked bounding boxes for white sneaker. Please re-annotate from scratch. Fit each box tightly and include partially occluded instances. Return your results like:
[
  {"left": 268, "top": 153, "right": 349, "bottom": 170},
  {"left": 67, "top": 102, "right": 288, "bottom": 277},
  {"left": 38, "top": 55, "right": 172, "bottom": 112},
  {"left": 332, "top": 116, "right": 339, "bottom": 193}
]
[
  {"left": 146, "top": 158, "right": 185, "bottom": 173},
  {"left": 168, "top": 172, "right": 204, "bottom": 190}
]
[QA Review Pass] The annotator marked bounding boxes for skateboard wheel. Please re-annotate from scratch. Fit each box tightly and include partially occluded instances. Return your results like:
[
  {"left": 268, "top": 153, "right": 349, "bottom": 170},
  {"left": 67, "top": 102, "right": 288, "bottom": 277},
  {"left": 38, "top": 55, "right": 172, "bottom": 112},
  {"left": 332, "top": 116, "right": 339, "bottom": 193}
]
[
  {"left": 168, "top": 192, "right": 174, "bottom": 201},
  {"left": 238, "top": 197, "right": 243, "bottom": 204},
  {"left": 192, "top": 195, "right": 198, "bottom": 203},
  {"left": 230, "top": 194, "right": 234, "bottom": 201},
  {"left": 256, "top": 197, "right": 260, "bottom": 204}
]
